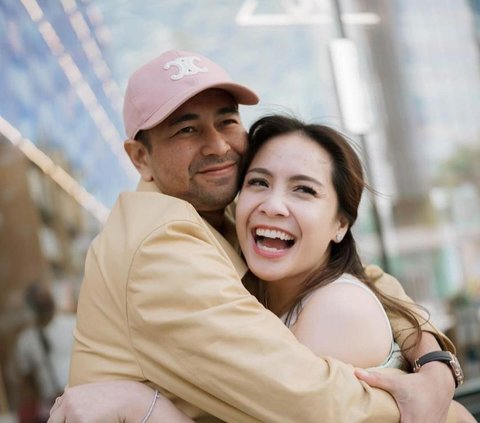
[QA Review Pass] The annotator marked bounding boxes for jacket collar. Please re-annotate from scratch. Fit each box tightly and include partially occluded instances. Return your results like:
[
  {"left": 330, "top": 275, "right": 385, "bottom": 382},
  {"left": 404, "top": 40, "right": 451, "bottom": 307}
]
[
  {"left": 136, "top": 179, "right": 159, "bottom": 192},
  {"left": 134, "top": 179, "right": 247, "bottom": 278}
]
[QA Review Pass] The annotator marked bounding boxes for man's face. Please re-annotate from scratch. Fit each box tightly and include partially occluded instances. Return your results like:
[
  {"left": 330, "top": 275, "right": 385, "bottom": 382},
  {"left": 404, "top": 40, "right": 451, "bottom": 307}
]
[{"left": 135, "top": 89, "right": 247, "bottom": 212}]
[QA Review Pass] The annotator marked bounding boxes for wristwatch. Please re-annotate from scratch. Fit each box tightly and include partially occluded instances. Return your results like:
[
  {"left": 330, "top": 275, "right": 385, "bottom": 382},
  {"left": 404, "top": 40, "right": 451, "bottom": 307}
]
[{"left": 413, "top": 351, "right": 464, "bottom": 387}]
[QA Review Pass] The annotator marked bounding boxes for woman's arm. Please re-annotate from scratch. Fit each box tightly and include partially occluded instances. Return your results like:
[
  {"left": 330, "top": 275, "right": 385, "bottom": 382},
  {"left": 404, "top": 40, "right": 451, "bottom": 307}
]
[
  {"left": 48, "top": 381, "right": 193, "bottom": 423},
  {"left": 291, "top": 279, "right": 471, "bottom": 423}
]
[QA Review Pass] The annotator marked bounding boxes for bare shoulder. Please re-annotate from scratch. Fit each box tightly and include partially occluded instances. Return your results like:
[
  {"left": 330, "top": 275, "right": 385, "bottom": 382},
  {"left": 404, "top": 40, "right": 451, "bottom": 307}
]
[
  {"left": 297, "top": 281, "right": 390, "bottom": 335},
  {"left": 291, "top": 279, "right": 393, "bottom": 368}
]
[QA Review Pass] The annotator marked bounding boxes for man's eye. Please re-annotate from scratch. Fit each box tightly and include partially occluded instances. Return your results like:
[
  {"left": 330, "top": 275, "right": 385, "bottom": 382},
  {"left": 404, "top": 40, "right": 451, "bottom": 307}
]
[
  {"left": 295, "top": 185, "right": 317, "bottom": 196},
  {"left": 222, "top": 118, "right": 238, "bottom": 126},
  {"left": 175, "top": 126, "right": 195, "bottom": 135}
]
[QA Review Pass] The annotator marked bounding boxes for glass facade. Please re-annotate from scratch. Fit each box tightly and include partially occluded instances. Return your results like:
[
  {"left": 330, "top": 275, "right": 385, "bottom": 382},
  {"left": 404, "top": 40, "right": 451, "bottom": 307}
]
[{"left": 0, "top": 0, "right": 136, "bottom": 209}]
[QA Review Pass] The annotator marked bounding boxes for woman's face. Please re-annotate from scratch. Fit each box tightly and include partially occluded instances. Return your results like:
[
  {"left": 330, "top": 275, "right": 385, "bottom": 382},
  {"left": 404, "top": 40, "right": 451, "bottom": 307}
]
[{"left": 236, "top": 132, "right": 347, "bottom": 287}]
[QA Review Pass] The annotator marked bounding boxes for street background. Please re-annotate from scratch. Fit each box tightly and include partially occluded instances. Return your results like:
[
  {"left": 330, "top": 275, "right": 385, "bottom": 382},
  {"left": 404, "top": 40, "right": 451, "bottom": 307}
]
[{"left": 1, "top": 0, "right": 479, "bottom": 420}]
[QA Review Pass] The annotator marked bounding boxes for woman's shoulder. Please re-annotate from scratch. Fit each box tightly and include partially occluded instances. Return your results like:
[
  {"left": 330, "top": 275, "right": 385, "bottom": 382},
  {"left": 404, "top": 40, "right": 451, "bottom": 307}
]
[
  {"left": 292, "top": 274, "right": 393, "bottom": 367},
  {"left": 305, "top": 274, "right": 384, "bottom": 319},
  {"left": 305, "top": 274, "right": 378, "bottom": 307}
]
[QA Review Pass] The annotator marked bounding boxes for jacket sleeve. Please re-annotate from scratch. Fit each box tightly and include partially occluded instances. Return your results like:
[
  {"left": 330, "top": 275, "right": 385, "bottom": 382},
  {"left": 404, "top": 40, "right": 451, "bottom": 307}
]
[
  {"left": 126, "top": 219, "right": 401, "bottom": 422},
  {"left": 365, "top": 265, "right": 455, "bottom": 353}
]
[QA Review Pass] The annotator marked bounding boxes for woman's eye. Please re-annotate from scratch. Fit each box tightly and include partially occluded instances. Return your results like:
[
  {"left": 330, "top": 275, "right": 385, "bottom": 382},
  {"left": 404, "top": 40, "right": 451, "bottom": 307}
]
[
  {"left": 246, "top": 178, "right": 268, "bottom": 187},
  {"left": 295, "top": 185, "right": 317, "bottom": 196}
]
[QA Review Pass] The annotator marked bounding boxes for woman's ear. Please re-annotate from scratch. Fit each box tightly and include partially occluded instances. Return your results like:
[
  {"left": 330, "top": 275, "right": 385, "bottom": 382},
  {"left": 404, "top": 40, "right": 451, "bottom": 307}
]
[
  {"left": 333, "top": 215, "right": 349, "bottom": 243},
  {"left": 124, "top": 139, "right": 154, "bottom": 182}
]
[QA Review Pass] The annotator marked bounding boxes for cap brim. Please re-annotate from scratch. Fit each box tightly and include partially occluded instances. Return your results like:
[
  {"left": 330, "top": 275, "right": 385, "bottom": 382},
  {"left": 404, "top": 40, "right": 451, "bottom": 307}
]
[{"left": 138, "top": 82, "right": 259, "bottom": 135}]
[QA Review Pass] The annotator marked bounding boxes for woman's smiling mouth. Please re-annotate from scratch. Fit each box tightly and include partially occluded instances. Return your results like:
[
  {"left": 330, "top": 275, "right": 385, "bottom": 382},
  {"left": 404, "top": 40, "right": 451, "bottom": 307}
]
[{"left": 253, "top": 227, "right": 295, "bottom": 253}]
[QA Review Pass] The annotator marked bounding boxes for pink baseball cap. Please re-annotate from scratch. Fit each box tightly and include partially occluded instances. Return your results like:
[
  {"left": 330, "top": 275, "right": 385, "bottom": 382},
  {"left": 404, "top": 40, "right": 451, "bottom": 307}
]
[{"left": 123, "top": 49, "right": 259, "bottom": 139}]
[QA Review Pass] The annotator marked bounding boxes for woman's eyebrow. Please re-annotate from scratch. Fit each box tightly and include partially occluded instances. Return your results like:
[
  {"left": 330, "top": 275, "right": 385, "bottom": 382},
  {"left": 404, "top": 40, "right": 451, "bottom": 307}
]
[
  {"left": 289, "top": 174, "right": 324, "bottom": 187},
  {"left": 246, "top": 168, "right": 271, "bottom": 176}
]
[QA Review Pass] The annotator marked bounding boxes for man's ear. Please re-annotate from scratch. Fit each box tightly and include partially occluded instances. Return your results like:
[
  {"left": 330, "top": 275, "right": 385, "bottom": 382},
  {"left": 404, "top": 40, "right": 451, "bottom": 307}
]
[{"left": 124, "top": 139, "right": 154, "bottom": 182}]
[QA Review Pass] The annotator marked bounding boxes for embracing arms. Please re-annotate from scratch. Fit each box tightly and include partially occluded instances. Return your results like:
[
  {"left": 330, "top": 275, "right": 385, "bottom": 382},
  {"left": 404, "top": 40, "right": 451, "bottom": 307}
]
[
  {"left": 117, "top": 219, "right": 400, "bottom": 421},
  {"left": 64, "top": 198, "right": 459, "bottom": 422}
]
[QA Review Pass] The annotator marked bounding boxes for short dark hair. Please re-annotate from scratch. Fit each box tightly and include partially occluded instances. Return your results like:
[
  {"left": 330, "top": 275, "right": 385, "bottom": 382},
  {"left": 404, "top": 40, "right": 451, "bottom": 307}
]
[{"left": 135, "top": 130, "right": 152, "bottom": 152}]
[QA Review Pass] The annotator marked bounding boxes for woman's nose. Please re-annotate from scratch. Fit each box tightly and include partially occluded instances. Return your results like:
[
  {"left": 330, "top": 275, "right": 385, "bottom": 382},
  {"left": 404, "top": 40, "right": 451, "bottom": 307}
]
[{"left": 258, "top": 194, "right": 290, "bottom": 217}]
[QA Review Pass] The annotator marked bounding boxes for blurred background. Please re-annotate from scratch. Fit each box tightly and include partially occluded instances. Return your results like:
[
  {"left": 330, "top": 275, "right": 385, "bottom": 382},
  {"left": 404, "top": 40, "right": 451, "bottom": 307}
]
[{"left": 0, "top": 0, "right": 479, "bottom": 421}]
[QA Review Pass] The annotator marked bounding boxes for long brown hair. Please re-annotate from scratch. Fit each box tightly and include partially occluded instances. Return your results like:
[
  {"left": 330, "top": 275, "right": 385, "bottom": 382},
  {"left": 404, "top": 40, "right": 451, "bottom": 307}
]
[{"left": 239, "top": 114, "right": 427, "bottom": 351}]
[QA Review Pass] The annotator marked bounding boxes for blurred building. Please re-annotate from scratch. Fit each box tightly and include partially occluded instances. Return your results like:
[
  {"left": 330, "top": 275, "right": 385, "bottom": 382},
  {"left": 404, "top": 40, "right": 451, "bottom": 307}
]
[
  {"left": 0, "top": 0, "right": 136, "bottom": 414},
  {"left": 349, "top": 0, "right": 480, "bottom": 389},
  {"left": 0, "top": 0, "right": 137, "bottom": 206}
]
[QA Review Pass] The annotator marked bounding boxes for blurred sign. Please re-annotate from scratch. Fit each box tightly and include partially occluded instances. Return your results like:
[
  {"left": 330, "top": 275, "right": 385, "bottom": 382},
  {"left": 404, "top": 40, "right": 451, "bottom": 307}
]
[{"left": 328, "top": 38, "right": 372, "bottom": 135}]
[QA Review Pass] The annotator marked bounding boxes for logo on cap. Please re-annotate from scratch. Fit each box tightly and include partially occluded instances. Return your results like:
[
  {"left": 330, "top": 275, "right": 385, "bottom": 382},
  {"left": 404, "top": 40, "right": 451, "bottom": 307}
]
[{"left": 163, "top": 56, "right": 208, "bottom": 81}]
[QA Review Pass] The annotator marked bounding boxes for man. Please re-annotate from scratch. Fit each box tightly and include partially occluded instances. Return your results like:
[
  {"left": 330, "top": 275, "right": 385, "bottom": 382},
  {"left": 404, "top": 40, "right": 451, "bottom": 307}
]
[{"left": 65, "top": 50, "right": 460, "bottom": 422}]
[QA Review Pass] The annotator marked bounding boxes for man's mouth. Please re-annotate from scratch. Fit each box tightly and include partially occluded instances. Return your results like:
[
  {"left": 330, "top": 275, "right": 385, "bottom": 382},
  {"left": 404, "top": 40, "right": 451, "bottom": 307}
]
[
  {"left": 198, "top": 162, "right": 237, "bottom": 174},
  {"left": 253, "top": 227, "right": 295, "bottom": 252}
]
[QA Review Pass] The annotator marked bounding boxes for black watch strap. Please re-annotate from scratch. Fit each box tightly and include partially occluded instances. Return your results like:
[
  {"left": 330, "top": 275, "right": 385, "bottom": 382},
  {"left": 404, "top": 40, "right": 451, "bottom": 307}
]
[{"left": 413, "top": 351, "right": 464, "bottom": 387}]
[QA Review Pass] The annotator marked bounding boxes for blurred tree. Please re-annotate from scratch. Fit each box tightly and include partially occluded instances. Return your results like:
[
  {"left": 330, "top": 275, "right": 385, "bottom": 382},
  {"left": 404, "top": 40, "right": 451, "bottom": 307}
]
[{"left": 435, "top": 142, "right": 480, "bottom": 193}]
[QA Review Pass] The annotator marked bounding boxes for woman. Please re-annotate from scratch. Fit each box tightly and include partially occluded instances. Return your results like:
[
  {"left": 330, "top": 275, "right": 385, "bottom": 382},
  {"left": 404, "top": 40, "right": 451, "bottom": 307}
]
[
  {"left": 235, "top": 114, "right": 415, "bottom": 370},
  {"left": 49, "top": 115, "right": 473, "bottom": 422}
]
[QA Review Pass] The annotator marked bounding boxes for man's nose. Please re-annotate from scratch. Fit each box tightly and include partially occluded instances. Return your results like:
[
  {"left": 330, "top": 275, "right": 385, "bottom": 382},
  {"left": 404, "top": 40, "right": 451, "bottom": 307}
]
[
  {"left": 201, "top": 127, "right": 231, "bottom": 156},
  {"left": 258, "top": 193, "right": 290, "bottom": 217}
]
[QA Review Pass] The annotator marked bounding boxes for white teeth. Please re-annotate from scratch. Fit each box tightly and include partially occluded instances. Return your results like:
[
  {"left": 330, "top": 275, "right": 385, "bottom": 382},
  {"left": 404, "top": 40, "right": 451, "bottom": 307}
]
[
  {"left": 255, "top": 228, "right": 293, "bottom": 241},
  {"left": 257, "top": 244, "right": 282, "bottom": 253}
]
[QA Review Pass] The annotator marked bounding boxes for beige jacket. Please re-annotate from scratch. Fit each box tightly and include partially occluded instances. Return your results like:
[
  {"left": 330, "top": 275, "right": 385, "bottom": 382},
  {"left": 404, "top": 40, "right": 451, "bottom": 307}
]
[{"left": 70, "top": 180, "right": 455, "bottom": 422}]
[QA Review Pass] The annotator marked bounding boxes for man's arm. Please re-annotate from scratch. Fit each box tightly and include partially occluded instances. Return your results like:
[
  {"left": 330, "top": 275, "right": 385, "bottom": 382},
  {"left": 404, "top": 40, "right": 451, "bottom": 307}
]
[
  {"left": 127, "top": 219, "right": 400, "bottom": 422},
  {"left": 364, "top": 265, "right": 457, "bottom": 423},
  {"left": 366, "top": 264, "right": 455, "bottom": 352}
]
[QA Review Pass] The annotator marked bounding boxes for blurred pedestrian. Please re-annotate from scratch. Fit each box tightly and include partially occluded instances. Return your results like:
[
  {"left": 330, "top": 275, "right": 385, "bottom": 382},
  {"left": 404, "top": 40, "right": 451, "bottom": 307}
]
[{"left": 14, "top": 282, "right": 63, "bottom": 423}]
